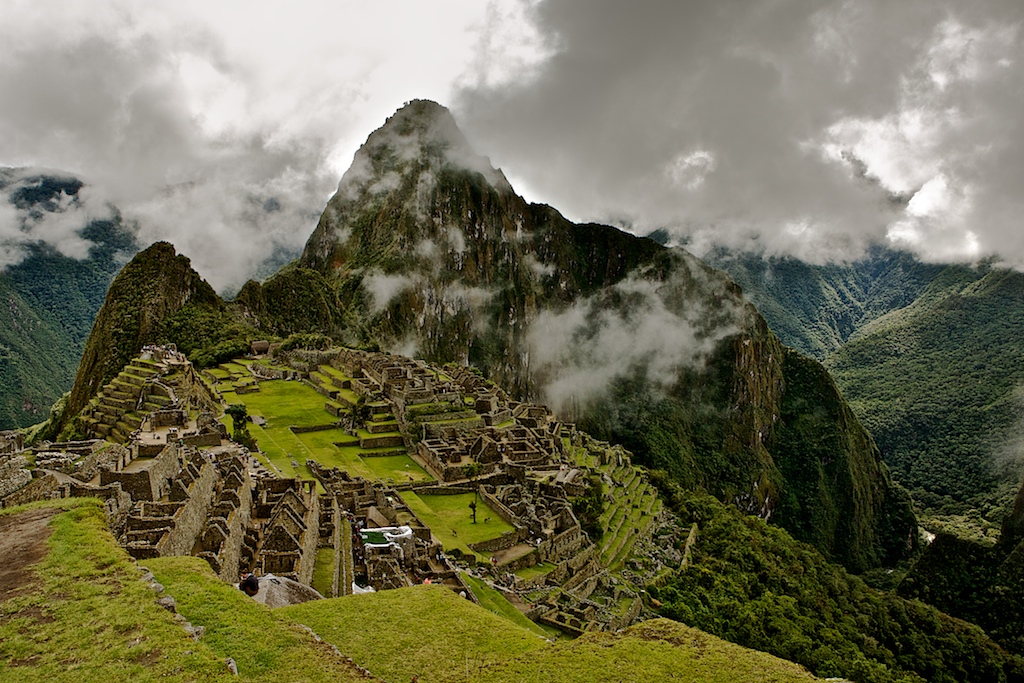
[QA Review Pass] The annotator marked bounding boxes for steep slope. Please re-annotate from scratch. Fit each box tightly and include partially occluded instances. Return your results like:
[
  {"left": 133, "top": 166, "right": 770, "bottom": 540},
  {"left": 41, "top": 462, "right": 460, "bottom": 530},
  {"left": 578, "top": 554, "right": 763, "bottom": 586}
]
[
  {"left": 704, "top": 247, "right": 945, "bottom": 360},
  {"left": 245, "top": 99, "right": 915, "bottom": 571},
  {"left": 0, "top": 169, "right": 138, "bottom": 429},
  {"left": 649, "top": 486, "right": 1023, "bottom": 683},
  {"left": 897, "top": 478, "right": 1024, "bottom": 657},
  {"left": 827, "top": 268, "right": 1024, "bottom": 511},
  {"left": 58, "top": 242, "right": 253, "bottom": 436},
  {"left": 711, "top": 249, "right": 1024, "bottom": 515}
]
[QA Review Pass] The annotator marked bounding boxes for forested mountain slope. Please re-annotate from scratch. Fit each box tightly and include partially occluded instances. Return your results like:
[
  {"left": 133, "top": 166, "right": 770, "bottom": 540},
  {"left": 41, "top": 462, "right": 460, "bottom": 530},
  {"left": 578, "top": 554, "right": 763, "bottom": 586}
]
[
  {"left": 710, "top": 249, "right": 1024, "bottom": 515},
  {"left": 0, "top": 169, "right": 137, "bottom": 429}
]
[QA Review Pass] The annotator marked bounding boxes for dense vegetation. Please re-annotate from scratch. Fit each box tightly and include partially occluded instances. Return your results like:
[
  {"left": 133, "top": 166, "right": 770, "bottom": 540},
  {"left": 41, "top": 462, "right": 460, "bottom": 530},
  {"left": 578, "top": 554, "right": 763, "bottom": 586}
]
[
  {"left": 0, "top": 171, "right": 138, "bottom": 429},
  {"left": 56, "top": 242, "right": 257, "bottom": 438},
  {"left": 710, "top": 249, "right": 1024, "bottom": 519},
  {"left": 828, "top": 268, "right": 1024, "bottom": 514},
  {"left": 647, "top": 478, "right": 1023, "bottom": 683}
]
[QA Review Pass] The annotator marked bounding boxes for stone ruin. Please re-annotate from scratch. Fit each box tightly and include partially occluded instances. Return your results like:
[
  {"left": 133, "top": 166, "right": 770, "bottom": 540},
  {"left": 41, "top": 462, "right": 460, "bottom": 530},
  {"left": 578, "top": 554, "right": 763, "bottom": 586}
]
[{"left": 3, "top": 344, "right": 673, "bottom": 629}]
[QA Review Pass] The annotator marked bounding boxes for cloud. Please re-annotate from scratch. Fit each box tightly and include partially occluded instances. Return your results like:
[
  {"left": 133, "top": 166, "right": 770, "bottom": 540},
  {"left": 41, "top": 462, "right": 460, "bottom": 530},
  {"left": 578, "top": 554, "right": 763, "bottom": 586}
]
[
  {"left": 363, "top": 270, "right": 418, "bottom": 314},
  {"left": 0, "top": 169, "right": 117, "bottom": 268},
  {"left": 0, "top": 0, "right": 532, "bottom": 292},
  {"left": 456, "top": 0, "right": 1024, "bottom": 268},
  {"left": 526, "top": 255, "right": 743, "bottom": 413}
]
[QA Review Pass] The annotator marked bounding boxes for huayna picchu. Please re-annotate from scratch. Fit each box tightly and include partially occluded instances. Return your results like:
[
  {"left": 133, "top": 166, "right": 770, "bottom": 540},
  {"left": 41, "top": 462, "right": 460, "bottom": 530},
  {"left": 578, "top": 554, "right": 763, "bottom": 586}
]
[{"left": 4, "top": 100, "right": 1022, "bottom": 683}]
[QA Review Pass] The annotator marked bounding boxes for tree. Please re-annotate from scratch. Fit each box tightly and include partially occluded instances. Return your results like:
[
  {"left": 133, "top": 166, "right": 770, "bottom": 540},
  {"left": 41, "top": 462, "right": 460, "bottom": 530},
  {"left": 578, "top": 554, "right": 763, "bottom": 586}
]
[{"left": 225, "top": 403, "right": 256, "bottom": 450}]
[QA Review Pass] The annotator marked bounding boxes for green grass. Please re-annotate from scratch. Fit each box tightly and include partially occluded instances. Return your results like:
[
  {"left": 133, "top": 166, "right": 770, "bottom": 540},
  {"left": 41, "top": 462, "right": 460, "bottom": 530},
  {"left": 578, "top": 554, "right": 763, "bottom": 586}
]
[
  {"left": 280, "top": 585, "right": 546, "bottom": 683},
  {"left": 311, "top": 548, "right": 335, "bottom": 597},
  {"left": 462, "top": 573, "right": 550, "bottom": 638},
  {"left": 234, "top": 380, "right": 335, "bottom": 429},
  {"left": 0, "top": 499, "right": 231, "bottom": 683},
  {"left": 147, "top": 556, "right": 368, "bottom": 682},
  {"left": 227, "top": 380, "right": 433, "bottom": 484},
  {"left": 359, "top": 454, "right": 431, "bottom": 483},
  {"left": 401, "top": 492, "right": 515, "bottom": 560},
  {"left": 476, "top": 619, "right": 822, "bottom": 683},
  {"left": 514, "top": 561, "right": 556, "bottom": 581}
]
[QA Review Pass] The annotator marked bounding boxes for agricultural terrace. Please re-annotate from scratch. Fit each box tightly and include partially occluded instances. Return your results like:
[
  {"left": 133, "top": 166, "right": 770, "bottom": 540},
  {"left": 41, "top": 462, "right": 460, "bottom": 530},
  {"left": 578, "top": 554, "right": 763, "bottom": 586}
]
[{"left": 217, "top": 363, "right": 429, "bottom": 484}]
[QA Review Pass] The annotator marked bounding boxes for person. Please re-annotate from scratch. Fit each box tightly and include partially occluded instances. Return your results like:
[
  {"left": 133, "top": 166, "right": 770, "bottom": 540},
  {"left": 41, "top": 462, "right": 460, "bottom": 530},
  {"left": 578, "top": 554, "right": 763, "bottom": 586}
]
[{"left": 239, "top": 571, "right": 260, "bottom": 596}]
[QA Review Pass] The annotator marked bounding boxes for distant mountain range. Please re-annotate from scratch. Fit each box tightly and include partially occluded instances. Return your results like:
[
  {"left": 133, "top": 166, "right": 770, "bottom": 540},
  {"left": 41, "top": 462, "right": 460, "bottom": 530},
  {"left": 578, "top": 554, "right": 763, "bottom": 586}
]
[
  {"left": 707, "top": 249, "right": 1024, "bottom": 515},
  {"left": 0, "top": 169, "right": 138, "bottom": 428}
]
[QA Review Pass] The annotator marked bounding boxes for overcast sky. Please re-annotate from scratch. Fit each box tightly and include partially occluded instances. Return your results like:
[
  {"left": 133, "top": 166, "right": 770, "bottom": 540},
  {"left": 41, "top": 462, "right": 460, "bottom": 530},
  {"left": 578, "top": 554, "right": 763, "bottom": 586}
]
[{"left": 1, "top": 0, "right": 1022, "bottom": 291}]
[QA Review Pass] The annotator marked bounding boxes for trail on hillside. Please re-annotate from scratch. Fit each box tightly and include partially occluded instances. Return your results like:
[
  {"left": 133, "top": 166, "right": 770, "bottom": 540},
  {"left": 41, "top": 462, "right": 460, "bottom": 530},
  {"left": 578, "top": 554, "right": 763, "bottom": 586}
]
[{"left": 0, "top": 508, "right": 57, "bottom": 601}]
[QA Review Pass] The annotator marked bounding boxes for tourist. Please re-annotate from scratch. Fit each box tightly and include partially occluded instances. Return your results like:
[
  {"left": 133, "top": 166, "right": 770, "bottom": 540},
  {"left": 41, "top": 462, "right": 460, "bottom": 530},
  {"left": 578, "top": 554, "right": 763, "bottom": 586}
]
[{"left": 239, "top": 571, "right": 260, "bottom": 596}]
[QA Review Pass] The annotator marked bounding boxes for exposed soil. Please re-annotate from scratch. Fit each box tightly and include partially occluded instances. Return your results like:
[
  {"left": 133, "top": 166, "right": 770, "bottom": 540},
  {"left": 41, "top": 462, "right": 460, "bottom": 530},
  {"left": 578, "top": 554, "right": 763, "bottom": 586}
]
[{"left": 0, "top": 507, "right": 58, "bottom": 602}]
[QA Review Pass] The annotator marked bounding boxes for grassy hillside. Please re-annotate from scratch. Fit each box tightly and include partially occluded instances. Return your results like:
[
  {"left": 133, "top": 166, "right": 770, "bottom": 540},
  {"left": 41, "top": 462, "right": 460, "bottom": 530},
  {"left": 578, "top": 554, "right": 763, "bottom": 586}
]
[
  {"left": 282, "top": 587, "right": 823, "bottom": 683},
  {"left": 0, "top": 500, "right": 233, "bottom": 683},
  {"left": 0, "top": 499, "right": 827, "bottom": 683}
]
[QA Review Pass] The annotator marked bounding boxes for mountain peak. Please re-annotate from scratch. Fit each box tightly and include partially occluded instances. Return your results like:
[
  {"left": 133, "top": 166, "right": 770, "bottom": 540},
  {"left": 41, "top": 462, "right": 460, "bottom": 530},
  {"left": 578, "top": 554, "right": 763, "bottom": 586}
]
[{"left": 333, "top": 100, "right": 508, "bottom": 202}]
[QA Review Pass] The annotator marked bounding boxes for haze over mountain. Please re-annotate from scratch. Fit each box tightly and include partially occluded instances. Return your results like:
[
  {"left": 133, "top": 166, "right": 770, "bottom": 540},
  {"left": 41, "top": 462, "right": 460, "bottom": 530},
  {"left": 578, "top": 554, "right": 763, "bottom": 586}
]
[
  {"left": 0, "top": 169, "right": 137, "bottom": 428},
  {"left": 4, "top": 2, "right": 1024, "bottom": 295}
]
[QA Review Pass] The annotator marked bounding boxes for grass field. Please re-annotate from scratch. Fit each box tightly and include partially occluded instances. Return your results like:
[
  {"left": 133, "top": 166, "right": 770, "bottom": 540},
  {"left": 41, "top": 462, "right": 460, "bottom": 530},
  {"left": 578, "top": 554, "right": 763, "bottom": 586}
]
[
  {"left": 462, "top": 573, "right": 553, "bottom": 639},
  {"left": 2, "top": 501, "right": 824, "bottom": 683},
  {"left": 280, "top": 585, "right": 546, "bottom": 683},
  {"left": 0, "top": 500, "right": 233, "bottom": 683},
  {"left": 401, "top": 491, "right": 514, "bottom": 561},
  {"left": 222, "top": 376, "right": 430, "bottom": 483}
]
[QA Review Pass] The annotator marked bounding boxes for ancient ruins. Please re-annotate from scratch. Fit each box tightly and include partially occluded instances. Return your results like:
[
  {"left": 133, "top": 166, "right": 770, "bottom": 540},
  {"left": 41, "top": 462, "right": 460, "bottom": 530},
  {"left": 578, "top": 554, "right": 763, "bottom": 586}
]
[{"left": 2, "top": 343, "right": 676, "bottom": 635}]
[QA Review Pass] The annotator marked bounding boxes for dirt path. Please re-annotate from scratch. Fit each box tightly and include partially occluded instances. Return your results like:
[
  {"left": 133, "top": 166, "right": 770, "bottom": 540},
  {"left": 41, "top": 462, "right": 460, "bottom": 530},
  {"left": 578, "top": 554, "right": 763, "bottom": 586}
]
[{"left": 0, "top": 508, "right": 58, "bottom": 602}]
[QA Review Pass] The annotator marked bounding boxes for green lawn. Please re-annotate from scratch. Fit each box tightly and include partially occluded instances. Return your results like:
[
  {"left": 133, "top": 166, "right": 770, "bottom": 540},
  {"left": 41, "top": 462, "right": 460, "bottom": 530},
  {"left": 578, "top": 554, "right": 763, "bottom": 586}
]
[
  {"left": 226, "top": 380, "right": 432, "bottom": 484},
  {"left": 514, "top": 561, "right": 556, "bottom": 581},
  {"left": 401, "top": 492, "right": 515, "bottom": 560},
  {"left": 234, "top": 380, "right": 335, "bottom": 429},
  {"left": 462, "top": 573, "right": 551, "bottom": 639},
  {"left": 311, "top": 548, "right": 335, "bottom": 597},
  {"left": 279, "top": 585, "right": 546, "bottom": 683},
  {"left": 359, "top": 454, "right": 431, "bottom": 483}
]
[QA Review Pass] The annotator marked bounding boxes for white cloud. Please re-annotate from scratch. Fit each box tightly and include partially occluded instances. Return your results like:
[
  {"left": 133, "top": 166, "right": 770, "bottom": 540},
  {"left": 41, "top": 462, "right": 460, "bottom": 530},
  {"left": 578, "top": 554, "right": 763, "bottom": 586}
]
[
  {"left": 457, "top": 0, "right": 1024, "bottom": 269},
  {"left": 0, "top": 0, "right": 538, "bottom": 290},
  {"left": 527, "top": 257, "right": 742, "bottom": 413}
]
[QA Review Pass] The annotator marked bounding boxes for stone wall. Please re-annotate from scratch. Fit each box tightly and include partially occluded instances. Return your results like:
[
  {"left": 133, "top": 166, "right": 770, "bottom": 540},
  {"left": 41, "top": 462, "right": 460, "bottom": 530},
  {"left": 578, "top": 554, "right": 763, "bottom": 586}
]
[
  {"left": 0, "top": 455, "right": 32, "bottom": 500},
  {"left": 289, "top": 424, "right": 339, "bottom": 435},
  {"left": 0, "top": 430, "right": 24, "bottom": 456},
  {"left": 182, "top": 432, "right": 222, "bottom": 448},
  {"left": 100, "top": 443, "right": 182, "bottom": 501},
  {"left": 198, "top": 452, "right": 252, "bottom": 579},
  {"left": 157, "top": 455, "right": 217, "bottom": 556},
  {"left": 2, "top": 469, "right": 59, "bottom": 507},
  {"left": 469, "top": 528, "right": 529, "bottom": 554}
]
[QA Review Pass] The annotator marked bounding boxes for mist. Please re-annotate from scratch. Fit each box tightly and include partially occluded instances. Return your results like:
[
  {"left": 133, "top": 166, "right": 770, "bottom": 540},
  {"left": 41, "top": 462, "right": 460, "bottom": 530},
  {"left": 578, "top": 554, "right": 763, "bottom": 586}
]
[{"left": 526, "top": 257, "right": 744, "bottom": 414}]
